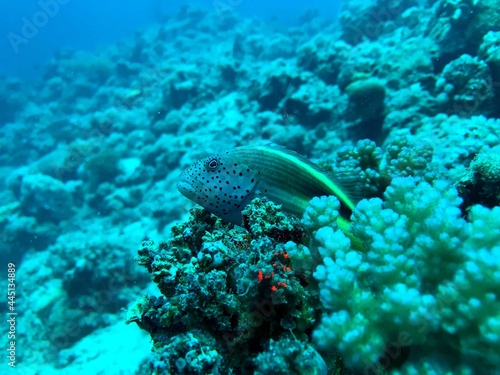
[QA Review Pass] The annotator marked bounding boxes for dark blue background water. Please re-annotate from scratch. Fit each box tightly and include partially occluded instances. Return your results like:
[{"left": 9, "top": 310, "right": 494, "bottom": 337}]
[{"left": 1, "top": 0, "right": 341, "bottom": 81}]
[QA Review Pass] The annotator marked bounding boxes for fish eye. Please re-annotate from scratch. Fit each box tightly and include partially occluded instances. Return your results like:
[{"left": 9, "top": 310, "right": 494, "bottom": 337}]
[{"left": 206, "top": 157, "right": 219, "bottom": 171}]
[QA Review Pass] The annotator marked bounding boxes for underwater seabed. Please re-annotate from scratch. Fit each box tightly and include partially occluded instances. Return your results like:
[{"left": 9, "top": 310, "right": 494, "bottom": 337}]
[{"left": 1, "top": 0, "right": 499, "bottom": 374}]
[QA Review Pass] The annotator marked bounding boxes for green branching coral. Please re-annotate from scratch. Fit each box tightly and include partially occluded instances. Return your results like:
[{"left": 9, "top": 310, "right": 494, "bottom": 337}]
[
  {"left": 321, "top": 137, "right": 444, "bottom": 199},
  {"left": 330, "top": 139, "right": 385, "bottom": 197},
  {"left": 309, "top": 176, "right": 499, "bottom": 373},
  {"left": 383, "top": 137, "right": 440, "bottom": 181},
  {"left": 353, "top": 178, "right": 466, "bottom": 288},
  {"left": 301, "top": 195, "right": 342, "bottom": 233},
  {"left": 457, "top": 151, "right": 500, "bottom": 210},
  {"left": 437, "top": 204, "right": 500, "bottom": 369}
]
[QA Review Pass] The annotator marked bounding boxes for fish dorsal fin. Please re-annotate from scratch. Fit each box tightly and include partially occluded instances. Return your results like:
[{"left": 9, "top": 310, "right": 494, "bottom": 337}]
[{"left": 257, "top": 143, "right": 315, "bottom": 161}]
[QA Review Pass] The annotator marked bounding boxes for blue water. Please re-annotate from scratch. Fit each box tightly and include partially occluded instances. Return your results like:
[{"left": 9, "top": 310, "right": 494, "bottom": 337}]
[{"left": 1, "top": 0, "right": 341, "bottom": 80}]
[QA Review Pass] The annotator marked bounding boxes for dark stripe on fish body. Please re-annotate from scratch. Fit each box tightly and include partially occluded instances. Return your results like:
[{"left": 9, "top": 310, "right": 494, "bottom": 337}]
[{"left": 227, "top": 146, "right": 355, "bottom": 220}]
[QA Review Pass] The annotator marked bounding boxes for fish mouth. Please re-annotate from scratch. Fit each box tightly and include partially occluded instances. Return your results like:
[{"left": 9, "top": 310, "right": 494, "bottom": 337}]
[
  {"left": 177, "top": 180, "right": 196, "bottom": 198},
  {"left": 177, "top": 175, "right": 205, "bottom": 201}
]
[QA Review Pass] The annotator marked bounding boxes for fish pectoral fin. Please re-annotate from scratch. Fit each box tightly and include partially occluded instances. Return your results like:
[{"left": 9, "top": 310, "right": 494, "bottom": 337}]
[{"left": 325, "top": 168, "right": 366, "bottom": 206}]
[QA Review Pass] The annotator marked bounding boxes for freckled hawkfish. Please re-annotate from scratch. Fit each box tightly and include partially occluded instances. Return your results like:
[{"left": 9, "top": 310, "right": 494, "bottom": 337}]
[{"left": 177, "top": 145, "right": 362, "bottom": 249}]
